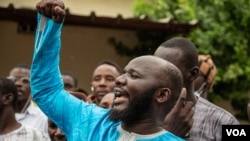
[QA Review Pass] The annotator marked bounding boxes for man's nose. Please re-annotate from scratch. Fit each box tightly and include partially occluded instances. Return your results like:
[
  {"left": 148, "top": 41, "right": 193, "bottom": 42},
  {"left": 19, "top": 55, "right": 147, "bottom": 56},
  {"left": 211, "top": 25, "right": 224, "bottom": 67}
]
[
  {"left": 15, "top": 80, "right": 23, "bottom": 86},
  {"left": 55, "top": 128, "right": 64, "bottom": 136},
  {"left": 115, "top": 74, "right": 126, "bottom": 86},
  {"left": 99, "top": 78, "right": 107, "bottom": 86}
]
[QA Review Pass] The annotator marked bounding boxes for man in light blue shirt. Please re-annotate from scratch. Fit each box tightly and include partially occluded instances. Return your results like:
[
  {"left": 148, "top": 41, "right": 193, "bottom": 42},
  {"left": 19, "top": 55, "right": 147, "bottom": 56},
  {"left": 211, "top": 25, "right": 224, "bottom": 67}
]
[{"left": 31, "top": 0, "right": 185, "bottom": 140}]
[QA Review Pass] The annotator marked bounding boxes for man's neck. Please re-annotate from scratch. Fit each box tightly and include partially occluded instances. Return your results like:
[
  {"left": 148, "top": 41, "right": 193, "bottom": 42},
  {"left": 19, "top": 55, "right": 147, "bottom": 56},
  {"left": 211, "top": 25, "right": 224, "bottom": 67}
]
[
  {"left": 16, "top": 100, "right": 31, "bottom": 113},
  {"left": 121, "top": 119, "right": 164, "bottom": 135},
  {"left": 0, "top": 109, "right": 21, "bottom": 135}
]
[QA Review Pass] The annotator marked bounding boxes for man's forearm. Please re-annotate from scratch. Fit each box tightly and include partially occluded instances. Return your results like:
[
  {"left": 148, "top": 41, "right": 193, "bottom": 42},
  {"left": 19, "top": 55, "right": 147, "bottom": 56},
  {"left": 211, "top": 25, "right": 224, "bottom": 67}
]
[{"left": 31, "top": 13, "right": 64, "bottom": 104}]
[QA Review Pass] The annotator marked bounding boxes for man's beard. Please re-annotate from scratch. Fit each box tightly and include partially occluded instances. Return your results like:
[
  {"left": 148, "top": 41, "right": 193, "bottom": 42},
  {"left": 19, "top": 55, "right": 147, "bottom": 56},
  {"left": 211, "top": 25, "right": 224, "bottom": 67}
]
[{"left": 109, "top": 87, "right": 156, "bottom": 123}]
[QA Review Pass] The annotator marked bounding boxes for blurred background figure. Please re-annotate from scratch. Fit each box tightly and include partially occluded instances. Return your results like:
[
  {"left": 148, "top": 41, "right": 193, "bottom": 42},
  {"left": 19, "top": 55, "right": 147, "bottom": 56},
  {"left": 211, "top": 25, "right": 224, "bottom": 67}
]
[
  {"left": 48, "top": 119, "right": 67, "bottom": 141},
  {"left": 194, "top": 54, "right": 217, "bottom": 99},
  {"left": 88, "top": 60, "right": 122, "bottom": 105},
  {"left": 0, "top": 77, "right": 49, "bottom": 141},
  {"left": 62, "top": 71, "right": 78, "bottom": 92},
  {"left": 75, "top": 87, "right": 88, "bottom": 97},
  {"left": 62, "top": 71, "right": 88, "bottom": 101},
  {"left": 99, "top": 92, "right": 115, "bottom": 109},
  {"left": 8, "top": 64, "right": 48, "bottom": 136}
]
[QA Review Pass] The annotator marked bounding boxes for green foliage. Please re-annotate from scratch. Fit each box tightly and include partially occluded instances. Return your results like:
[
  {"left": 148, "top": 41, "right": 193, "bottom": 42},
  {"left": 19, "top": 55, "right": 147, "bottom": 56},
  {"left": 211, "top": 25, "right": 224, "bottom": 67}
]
[
  {"left": 109, "top": 0, "right": 250, "bottom": 120},
  {"left": 188, "top": 1, "right": 250, "bottom": 109},
  {"left": 108, "top": 31, "right": 171, "bottom": 57},
  {"left": 132, "top": 0, "right": 197, "bottom": 22},
  {"left": 230, "top": 92, "right": 249, "bottom": 119},
  {"left": 131, "top": 0, "right": 250, "bottom": 120}
]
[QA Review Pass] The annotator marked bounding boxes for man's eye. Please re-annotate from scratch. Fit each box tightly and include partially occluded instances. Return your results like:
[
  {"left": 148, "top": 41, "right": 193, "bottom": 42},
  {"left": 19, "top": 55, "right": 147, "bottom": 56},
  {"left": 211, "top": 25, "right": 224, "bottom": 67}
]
[
  {"left": 64, "top": 84, "right": 73, "bottom": 89},
  {"left": 21, "top": 78, "right": 30, "bottom": 84},
  {"left": 106, "top": 77, "right": 115, "bottom": 82},
  {"left": 129, "top": 73, "right": 139, "bottom": 79},
  {"left": 93, "top": 77, "right": 101, "bottom": 81}
]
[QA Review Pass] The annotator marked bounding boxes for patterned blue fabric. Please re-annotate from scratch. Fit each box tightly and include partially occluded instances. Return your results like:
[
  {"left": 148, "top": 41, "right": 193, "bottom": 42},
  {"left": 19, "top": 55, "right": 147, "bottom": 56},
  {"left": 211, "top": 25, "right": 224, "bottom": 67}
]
[{"left": 30, "top": 13, "right": 184, "bottom": 141}]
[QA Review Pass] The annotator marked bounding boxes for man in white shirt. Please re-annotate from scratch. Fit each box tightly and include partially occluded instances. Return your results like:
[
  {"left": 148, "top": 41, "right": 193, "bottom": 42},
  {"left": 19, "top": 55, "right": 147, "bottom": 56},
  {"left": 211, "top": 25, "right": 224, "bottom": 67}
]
[
  {"left": 8, "top": 64, "right": 48, "bottom": 135},
  {"left": 0, "top": 77, "right": 49, "bottom": 141}
]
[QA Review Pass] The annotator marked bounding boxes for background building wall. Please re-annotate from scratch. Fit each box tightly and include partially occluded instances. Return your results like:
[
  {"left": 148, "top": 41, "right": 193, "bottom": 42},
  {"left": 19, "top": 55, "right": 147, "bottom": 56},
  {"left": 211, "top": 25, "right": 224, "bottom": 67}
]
[
  {"left": 0, "top": 0, "right": 136, "bottom": 93},
  {"left": 0, "top": 20, "right": 137, "bottom": 94}
]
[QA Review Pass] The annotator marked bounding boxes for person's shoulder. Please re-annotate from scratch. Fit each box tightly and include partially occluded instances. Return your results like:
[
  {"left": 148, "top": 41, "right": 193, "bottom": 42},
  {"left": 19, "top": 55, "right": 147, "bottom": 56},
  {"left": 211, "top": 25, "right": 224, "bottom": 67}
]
[
  {"left": 196, "top": 97, "right": 231, "bottom": 114},
  {"left": 196, "top": 97, "right": 230, "bottom": 113},
  {"left": 196, "top": 97, "right": 239, "bottom": 124},
  {"left": 18, "top": 124, "right": 50, "bottom": 141},
  {"left": 28, "top": 101, "right": 47, "bottom": 115}
]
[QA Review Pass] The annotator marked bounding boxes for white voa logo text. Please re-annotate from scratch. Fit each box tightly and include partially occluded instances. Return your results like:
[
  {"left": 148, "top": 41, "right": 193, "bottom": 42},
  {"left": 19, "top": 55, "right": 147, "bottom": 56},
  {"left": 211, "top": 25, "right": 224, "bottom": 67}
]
[{"left": 226, "top": 129, "right": 246, "bottom": 136}]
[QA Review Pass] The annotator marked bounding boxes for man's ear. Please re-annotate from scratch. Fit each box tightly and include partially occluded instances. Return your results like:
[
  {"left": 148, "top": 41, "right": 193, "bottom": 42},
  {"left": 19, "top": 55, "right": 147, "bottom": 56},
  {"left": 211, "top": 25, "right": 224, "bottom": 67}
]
[
  {"left": 156, "top": 88, "right": 171, "bottom": 103},
  {"left": 2, "top": 93, "right": 14, "bottom": 105},
  {"left": 188, "top": 67, "right": 199, "bottom": 81}
]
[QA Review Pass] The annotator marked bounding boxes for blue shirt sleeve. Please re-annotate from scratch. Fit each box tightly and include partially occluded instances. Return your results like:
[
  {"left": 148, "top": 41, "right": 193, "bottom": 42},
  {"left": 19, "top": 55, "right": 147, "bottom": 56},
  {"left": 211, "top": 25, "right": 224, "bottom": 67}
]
[{"left": 30, "top": 13, "right": 92, "bottom": 137}]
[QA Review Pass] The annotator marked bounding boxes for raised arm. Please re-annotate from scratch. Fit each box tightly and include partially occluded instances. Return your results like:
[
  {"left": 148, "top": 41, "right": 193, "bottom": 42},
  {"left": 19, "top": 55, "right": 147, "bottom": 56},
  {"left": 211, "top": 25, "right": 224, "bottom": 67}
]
[{"left": 30, "top": 0, "right": 85, "bottom": 135}]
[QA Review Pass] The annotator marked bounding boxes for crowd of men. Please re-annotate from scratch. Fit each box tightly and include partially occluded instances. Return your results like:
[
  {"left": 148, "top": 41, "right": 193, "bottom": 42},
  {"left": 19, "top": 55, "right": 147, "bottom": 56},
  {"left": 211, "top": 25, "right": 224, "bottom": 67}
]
[{"left": 1, "top": 0, "right": 248, "bottom": 141}]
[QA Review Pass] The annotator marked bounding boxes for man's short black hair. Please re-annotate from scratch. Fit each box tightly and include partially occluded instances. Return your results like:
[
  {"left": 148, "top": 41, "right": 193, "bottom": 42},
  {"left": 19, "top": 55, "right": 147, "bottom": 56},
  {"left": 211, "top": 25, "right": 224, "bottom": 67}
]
[
  {"left": 61, "top": 71, "right": 78, "bottom": 88},
  {"left": 95, "top": 60, "right": 122, "bottom": 75},
  {"left": 0, "top": 77, "right": 18, "bottom": 109},
  {"left": 159, "top": 37, "right": 198, "bottom": 69}
]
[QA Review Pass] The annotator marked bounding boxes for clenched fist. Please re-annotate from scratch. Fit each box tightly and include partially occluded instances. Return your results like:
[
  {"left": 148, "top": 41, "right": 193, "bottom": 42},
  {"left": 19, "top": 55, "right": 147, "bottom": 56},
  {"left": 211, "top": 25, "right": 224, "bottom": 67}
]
[{"left": 36, "top": 0, "right": 65, "bottom": 23}]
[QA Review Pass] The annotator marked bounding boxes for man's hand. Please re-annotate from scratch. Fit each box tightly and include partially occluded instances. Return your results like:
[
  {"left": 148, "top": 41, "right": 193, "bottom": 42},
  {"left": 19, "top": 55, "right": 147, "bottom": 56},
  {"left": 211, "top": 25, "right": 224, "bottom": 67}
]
[
  {"left": 36, "top": 0, "right": 65, "bottom": 23},
  {"left": 163, "top": 88, "right": 194, "bottom": 137}
]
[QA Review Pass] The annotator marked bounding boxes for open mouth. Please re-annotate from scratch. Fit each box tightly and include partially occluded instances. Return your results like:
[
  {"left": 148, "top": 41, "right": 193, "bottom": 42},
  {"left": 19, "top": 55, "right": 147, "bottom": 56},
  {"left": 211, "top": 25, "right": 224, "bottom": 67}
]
[
  {"left": 17, "top": 89, "right": 23, "bottom": 96},
  {"left": 113, "top": 88, "right": 129, "bottom": 106},
  {"left": 113, "top": 88, "right": 127, "bottom": 98},
  {"left": 96, "top": 91, "right": 108, "bottom": 96}
]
